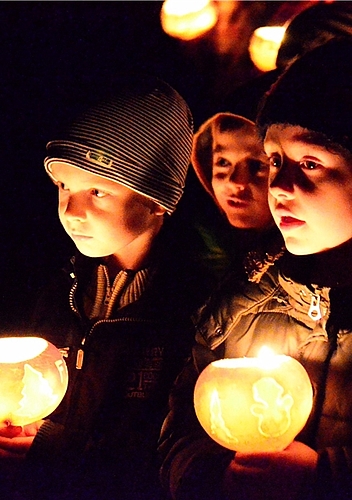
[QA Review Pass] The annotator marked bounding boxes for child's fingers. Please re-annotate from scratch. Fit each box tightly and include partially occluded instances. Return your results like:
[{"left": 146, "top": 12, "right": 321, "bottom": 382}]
[
  {"left": 0, "top": 435, "right": 35, "bottom": 455},
  {"left": 0, "top": 425, "right": 23, "bottom": 438}
]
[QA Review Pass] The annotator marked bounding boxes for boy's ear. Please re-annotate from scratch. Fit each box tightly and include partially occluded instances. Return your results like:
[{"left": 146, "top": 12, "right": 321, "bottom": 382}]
[{"left": 152, "top": 203, "right": 167, "bottom": 216}]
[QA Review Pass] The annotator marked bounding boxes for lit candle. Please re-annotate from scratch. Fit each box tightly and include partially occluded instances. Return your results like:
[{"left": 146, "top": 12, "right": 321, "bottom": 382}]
[
  {"left": 194, "top": 347, "right": 313, "bottom": 452},
  {"left": 0, "top": 336, "right": 68, "bottom": 427},
  {"left": 249, "top": 26, "right": 286, "bottom": 72},
  {"left": 160, "top": 0, "right": 218, "bottom": 41}
]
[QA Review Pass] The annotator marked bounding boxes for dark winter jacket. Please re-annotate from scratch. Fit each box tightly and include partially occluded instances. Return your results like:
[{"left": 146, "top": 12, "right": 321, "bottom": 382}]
[
  {"left": 159, "top": 240, "right": 352, "bottom": 500},
  {"left": 13, "top": 224, "right": 214, "bottom": 500}
]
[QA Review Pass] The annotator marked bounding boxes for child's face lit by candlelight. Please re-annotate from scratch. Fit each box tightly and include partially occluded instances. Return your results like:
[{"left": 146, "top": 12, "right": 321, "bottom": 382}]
[
  {"left": 265, "top": 124, "right": 352, "bottom": 255},
  {"left": 49, "top": 162, "right": 165, "bottom": 262},
  {"left": 211, "top": 125, "right": 272, "bottom": 230}
]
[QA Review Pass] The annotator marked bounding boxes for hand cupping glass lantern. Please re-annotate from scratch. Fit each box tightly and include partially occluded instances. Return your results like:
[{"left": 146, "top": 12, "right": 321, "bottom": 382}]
[
  {"left": 194, "top": 347, "right": 313, "bottom": 453},
  {"left": 0, "top": 337, "right": 68, "bottom": 427}
]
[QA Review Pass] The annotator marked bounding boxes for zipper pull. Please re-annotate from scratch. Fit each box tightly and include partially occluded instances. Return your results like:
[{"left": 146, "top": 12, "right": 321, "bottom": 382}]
[
  {"left": 76, "top": 348, "right": 84, "bottom": 369},
  {"left": 308, "top": 293, "right": 322, "bottom": 321}
]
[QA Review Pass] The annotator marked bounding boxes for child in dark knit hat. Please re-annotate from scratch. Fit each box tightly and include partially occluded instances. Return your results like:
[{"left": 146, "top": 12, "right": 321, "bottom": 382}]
[
  {"left": 0, "top": 75, "right": 214, "bottom": 500},
  {"left": 158, "top": 38, "right": 352, "bottom": 500}
]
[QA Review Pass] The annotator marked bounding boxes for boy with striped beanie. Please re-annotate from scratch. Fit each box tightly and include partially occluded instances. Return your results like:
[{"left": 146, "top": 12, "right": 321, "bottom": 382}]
[{"left": 3, "top": 75, "right": 212, "bottom": 500}]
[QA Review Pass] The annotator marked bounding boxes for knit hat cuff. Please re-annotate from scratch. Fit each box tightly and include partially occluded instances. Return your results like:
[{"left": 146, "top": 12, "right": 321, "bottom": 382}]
[{"left": 45, "top": 140, "right": 184, "bottom": 214}]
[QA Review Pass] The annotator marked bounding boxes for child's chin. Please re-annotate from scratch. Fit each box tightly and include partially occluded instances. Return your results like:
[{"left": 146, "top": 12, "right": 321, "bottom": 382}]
[
  {"left": 74, "top": 244, "right": 105, "bottom": 259},
  {"left": 285, "top": 239, "right": 314, "bottom": 256}
]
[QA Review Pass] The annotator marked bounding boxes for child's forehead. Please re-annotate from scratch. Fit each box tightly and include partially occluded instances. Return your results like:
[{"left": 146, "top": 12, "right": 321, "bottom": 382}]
[
  {"left": 49, "top": 161, "right": 130, "bottom": 190},
  {"left": 264, "top": 124, "right": 352, "bottom": 163},
  {"left": 212, "top": 125, "right": 262, "bottom": 153},
  {"left": 265, "top": 124, "right": 323, "bottom": 143}
]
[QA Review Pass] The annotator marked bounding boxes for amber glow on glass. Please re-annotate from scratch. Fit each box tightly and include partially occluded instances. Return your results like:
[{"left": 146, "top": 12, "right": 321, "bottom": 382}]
[
  {"left": 194, "top": 347, "right": 313, "bottom": 452},
  {"left": 0, "top": 337, "right": 68, "bottom": 427}
]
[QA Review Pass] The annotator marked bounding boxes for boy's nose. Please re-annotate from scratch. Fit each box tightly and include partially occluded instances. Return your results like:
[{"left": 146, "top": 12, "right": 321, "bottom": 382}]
[
  {"left": 229, "top": 164, "right": 250, "bottom": 187},
  {"left": 63, "top": 195, "right": 87, "bottom": 221},
  {"left": 269, "top": 163, "right": 295, "bottom": 200}
]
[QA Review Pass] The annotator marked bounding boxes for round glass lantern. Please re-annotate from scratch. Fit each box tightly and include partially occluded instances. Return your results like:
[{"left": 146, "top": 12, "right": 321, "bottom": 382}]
[
  {"left": 0, "top": 336, "right": 68, "bottom": 427},
  {"left": 194, "top": 348, "right": 313, "bottom": 453}
]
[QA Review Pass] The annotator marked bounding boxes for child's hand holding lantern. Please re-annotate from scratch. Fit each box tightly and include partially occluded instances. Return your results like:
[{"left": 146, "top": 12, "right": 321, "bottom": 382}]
[
  {"left": 194, "top": 347, "right": 317, "bottom": 499},
  {"left": 0, "top": 336, "right": 68, "bottom": 470},
  {"left": 223, "top": 440, "right": 318, "bottom": 500},
  {"left": 194, "top": 347, "right": 313, "bottom": 453},
  {"left": 0, "top": 420, "right": 44, "bottom": 460},
  {"left": 0, "top": 335, "right": 68, "bottom": 458}
]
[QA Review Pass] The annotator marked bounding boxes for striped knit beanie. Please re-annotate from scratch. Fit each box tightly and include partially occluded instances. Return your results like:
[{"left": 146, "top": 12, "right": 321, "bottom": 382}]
[
  {"left": 257, "top": 38, "right": 352, "bottom": 154},
  {"left": 44, "top": 75, "right": 193, "bottom": 214}
]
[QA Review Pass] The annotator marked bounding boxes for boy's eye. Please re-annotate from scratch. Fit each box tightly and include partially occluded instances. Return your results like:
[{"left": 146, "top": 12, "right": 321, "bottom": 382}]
[
  {"left": 214, "top": 157, "right": 230, "bottom": 168},
  {"left": 300, "top": 160, "right": 320, "bottom": 170},
  {"left": 91, "top": 189, "right": 107, "bottom": 198},
  {"left": 269, "top": 156, "right": 282, "bottom": 169}
]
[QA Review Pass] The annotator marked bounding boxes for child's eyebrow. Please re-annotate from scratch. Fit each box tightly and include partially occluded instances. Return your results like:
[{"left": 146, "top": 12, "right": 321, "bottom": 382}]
[
  {"left": 213, "top": 144, "right": 228, "bottom": 154},
  {"left": 291, "top": 131, "right": 323, "bottom": 145}
]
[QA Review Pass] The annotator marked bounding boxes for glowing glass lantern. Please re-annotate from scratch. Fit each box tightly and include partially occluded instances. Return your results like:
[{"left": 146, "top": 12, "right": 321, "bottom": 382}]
[
  {"left": 194, "top": 347, "right": 313, "bottom": 453},
  {"left": 249, "top": 26, "right": 286, "bottom": 72},
  {"left": 0, "top": 337, "right": 68, "bottom": 427},
  {"left": 160, "top": 0, "right": 218, "bottom": 41}
]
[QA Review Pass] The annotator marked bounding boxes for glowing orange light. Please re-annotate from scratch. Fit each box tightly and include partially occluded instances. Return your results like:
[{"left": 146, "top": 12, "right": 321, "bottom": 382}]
[
  {"left": 0, "top": 337, "right": 68, "bottom": 427},
  {"left": 194, "top": 347, "right": 313, "bottom": 452},
  {"left": 160, "top": 0, "right": 218, "bottom": 41},
  {"left": 249, "top": 26, "right": 286, "bottom": 72}
]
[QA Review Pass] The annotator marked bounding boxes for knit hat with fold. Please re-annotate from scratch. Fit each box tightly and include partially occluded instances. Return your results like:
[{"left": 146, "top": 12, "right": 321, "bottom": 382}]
[
  {"left": 257, "top": 38, "right": 352, "bottom": 154},
  {"left": 44, "top": 74, "right": 193, "bottom": 214}
]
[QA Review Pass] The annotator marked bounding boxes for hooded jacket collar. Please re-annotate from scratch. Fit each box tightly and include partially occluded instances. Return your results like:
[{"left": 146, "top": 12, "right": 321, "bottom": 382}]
[{"left": 280, "top": 237, "right": 352, "bottom": 289}]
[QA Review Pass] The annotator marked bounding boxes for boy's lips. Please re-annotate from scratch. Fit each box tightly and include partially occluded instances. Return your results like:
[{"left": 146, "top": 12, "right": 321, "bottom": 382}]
[
  {"left": 227, "top": 197, "right": 251, "bottom": 208},
  {"left": 71, "top": 233, "right": 93, "bottom": 241},
  {"left": 278, "top": 215, "right": 305, "bottom": 230},
  {"left": 273, "top": 206, "right": 305, "bottom": 230}
]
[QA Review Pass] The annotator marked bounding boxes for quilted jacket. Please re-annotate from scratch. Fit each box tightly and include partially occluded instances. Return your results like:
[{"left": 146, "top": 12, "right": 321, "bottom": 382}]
[{"left": 159, "top": 246, "right": 352, "bottom": 500}]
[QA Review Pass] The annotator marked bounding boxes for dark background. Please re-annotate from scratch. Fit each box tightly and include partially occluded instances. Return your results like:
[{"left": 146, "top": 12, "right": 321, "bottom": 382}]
[{"left": 0, "top": 1, "right": 309, "bottom": 324}]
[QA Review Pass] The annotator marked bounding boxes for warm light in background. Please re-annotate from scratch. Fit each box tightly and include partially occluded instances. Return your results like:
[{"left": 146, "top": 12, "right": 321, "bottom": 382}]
[
  {"left": 160, "top": 0, "right": 218, "bottom": 41},
  {"left": 194, "top": 347, "right": 313, "bottom": 452},
  {"left": 0, "top": 337, "right": 68, "bottom": 427},
  {"left": 249, "top": 26, "right": 287, "bottom": 72}
]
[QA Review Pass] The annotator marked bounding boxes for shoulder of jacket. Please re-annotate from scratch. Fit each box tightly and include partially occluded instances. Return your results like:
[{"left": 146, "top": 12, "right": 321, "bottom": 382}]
[{"left": 194, "top": 266, "right": 285, "bottom": 349}]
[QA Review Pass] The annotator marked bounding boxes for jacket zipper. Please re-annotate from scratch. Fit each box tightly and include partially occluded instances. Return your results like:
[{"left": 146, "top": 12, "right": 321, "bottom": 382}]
[
  {"left": 69, "top": 277, "right": 80, "bottom": 316},
  {"left": 68, "top": 265, "right": 153, "bottom": 370},
  {"left": 308, "top": 288, "right": 322, "bottom": 321},
  {"left": 75, "top": 317, "right": 154, "bottom": 370}
]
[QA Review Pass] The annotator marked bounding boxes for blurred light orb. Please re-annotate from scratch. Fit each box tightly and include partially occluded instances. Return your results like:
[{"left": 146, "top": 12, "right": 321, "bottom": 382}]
[
  {"left": 194, "top": 347, "right": 313, "bottom": 453},
  {"left": 0, "top": 337, "right": 68, "bottom": 427},
  {"left": 161, "top": 0, "right": 218, "bottom": 41},
  {"left": 249, "top": 26, "right": 286, "bottom": 72}
]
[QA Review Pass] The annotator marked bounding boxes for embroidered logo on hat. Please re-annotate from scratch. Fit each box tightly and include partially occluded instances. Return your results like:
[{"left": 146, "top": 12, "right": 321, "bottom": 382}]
[{"left": 86, "top": 150, "right": 113, "bottom": 168}]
